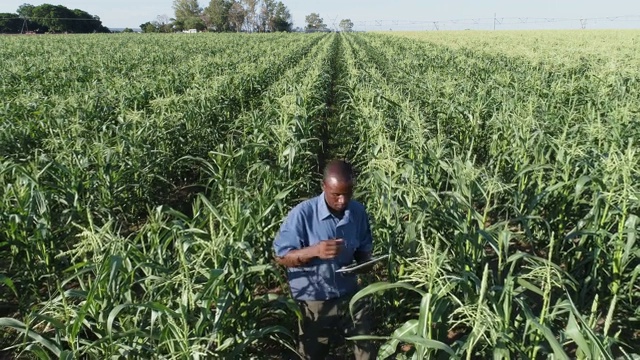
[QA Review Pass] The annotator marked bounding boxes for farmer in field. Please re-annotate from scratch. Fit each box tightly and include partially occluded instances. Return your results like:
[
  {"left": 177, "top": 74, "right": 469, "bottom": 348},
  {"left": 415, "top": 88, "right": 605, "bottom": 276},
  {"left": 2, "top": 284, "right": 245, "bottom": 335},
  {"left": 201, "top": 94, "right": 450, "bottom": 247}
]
[{"left": 273, "top": 159, "right": 378, "bottom": 360}]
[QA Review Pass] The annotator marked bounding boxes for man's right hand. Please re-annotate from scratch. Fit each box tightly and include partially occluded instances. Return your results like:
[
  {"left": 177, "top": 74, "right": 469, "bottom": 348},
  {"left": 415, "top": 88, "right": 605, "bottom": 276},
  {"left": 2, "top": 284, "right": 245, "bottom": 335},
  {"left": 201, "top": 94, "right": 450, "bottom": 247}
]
[
  {"left": 314, "top": 239, "right": 344, "bottom": 259},
  {"left": 274, "top": 239, "right": 344, "bottom": 268}
]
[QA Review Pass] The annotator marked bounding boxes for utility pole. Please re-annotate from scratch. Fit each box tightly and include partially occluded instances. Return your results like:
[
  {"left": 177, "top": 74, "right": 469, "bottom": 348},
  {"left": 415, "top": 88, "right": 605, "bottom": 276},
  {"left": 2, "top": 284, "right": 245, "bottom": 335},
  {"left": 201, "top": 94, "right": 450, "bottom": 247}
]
[
  {"left": 20, "top": 17, "right": 28, "bottom": 34},
  {"left": 330, "top": 15, "right": 338, "bottom": 31},
  {"left": 493, "top": 13, "right": 503, "bottom": 30}
]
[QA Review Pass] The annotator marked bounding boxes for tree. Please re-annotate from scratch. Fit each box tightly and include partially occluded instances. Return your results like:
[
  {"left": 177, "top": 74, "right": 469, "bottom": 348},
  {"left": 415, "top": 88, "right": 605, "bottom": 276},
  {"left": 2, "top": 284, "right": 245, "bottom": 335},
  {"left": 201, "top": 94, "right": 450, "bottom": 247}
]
[
  {"left": 305, "top": 12, "right": 327, "bottom": 32},
  {"left": 12, "top": 3, "right": 109, "bottom": 33},
  {"left": 227, "top": 1, "right": 245, "bottom": 32},
  {"left": 139, "top": 21, "right": 158, "bottom": 33},
  {"left": 16, "top": 3, "right": 35, "bottom": 18},
  {"left": 172, "top": 0, "right": 203, "bottom": 30},
  {"left": 339, "top": 18, "right": 354, "bottom": 32},
  {"left": 140, "top": 14, "right": 173, "bottom": 33},
  {"left": 155, "top": 14, "right": 174, "bottom": 32},
  {"left": 242, "top": 0, "right": 258, "bottom": 32},
  {"left": 173, "top": 0, "right": 202, "bottom": 20},
  {"left": 182, "top": 16, "right": 206, "bottom": 30},
  {"left": 31, "top": 4, "right": 70, "bottom": 32},
  {"left": 0, "top": 13, "right": 23, "bottom": 33},
  {"left": 122, "top": 27, "right": 134, "bottom": 33},
  {"left": 271, "top": 1, "right": 291, "bottom": 32},
  {"left": 256, "top": 0, "right": 290, "bottom": 32},
  {"left": 71, "top": 9, "right": 106, "bottom": 33},
  {"left": 258, "top": 0, "right": 275, "bottom": 32},
  {"left": 203, "top": 0, "right": 232, "bottom": 31}
]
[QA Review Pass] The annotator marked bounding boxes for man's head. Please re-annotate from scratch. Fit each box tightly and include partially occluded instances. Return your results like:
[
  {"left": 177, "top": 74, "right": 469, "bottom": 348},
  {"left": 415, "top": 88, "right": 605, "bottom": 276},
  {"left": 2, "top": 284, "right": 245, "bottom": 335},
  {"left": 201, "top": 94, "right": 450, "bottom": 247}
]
[{"left": 321, "top": 160, "right": 354, "bottom": 214}]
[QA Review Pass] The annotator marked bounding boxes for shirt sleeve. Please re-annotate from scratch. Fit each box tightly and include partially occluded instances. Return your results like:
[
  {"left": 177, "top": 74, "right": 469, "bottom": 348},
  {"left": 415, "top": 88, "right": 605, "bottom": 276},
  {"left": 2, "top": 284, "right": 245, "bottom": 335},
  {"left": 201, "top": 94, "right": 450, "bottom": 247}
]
[
  {"left": 273, "top": 208, "right": 306, "bottom": 257},
  {"left": 357, "top": 212, "right": 373, "bottom": 253}
]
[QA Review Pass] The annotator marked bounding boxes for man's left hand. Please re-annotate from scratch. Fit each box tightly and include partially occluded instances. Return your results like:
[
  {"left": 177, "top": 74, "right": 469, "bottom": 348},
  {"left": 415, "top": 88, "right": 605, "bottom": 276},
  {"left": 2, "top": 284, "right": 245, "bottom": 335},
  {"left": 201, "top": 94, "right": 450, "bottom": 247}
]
[
  {"left": 351, "top": 251, "right": 376, "bottom": 274},
  {"left": 351, "top": 261, "right": 377, "bottom": 274}
]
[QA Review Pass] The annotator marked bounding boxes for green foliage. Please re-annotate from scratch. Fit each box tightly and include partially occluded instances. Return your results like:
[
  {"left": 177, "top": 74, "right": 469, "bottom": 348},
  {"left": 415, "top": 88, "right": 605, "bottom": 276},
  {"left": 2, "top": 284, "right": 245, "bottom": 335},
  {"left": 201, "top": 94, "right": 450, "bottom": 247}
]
[
  {"left": 305, "top": 12, "right": 328, "bottom": 33},
  {"left": 203, "top": 0, "right": 233, "bottom": 32},
  {"left": 339, "top": 18, "right": 354, "bottom": 32},
  {"left": 172, "top": 0, "right": 203, "bottom": 31},
  {"left": 140, "top": 0, "right": 293, "bottom": 33},
  {"left": 9, "top": 3, "right": 110, "bottom": 33},
  {"left": 139, "top": 21, "right": 159, "bottom": 33},
  {"left": 255, "top": 0, "right": 291, "bottom": 32},
  {"left": 0, "top": 13, "right": 22, "bottom": 33},
  {"left": 172, "top": 0, "right": 202, "bottom": 21},
  {"left": 339, "top": 30, "right": 640, "bottom": 359},
  {"left": 0, "top": 32, "right": 328, "bottom": 358}
]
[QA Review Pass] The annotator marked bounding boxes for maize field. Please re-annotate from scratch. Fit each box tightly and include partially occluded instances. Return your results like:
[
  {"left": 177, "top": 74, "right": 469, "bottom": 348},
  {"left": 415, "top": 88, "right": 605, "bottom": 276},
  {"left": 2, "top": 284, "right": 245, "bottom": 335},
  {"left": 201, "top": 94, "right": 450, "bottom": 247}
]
[{"left": 0, "top": 31, "right": 639, "bottom": 359}]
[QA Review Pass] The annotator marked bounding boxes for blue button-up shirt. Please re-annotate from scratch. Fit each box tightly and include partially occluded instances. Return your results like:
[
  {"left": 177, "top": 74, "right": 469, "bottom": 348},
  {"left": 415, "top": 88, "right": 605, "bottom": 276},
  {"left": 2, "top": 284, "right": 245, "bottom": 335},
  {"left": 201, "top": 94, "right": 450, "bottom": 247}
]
[{"left": 273, "top": 193, "right": 373, "bottom": 301}]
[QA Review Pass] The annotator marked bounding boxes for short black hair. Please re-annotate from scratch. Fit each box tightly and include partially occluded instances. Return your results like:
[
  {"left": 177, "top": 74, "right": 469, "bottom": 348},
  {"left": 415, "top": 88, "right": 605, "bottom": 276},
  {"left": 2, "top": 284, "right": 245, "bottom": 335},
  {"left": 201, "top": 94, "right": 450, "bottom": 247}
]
[{"left": 323, "top": 159, "right": 354, "bottom": 183}]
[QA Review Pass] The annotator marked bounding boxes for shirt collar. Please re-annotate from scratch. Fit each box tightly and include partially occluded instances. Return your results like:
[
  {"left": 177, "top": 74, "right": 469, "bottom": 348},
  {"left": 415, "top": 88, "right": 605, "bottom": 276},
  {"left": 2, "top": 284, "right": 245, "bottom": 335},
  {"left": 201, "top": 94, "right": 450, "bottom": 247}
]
[
  {"left": 317, "top": 192, "right": 332, "bottom": 220},
  {"left": 317, "top": 192, "right": 350, "bottom": 221}
]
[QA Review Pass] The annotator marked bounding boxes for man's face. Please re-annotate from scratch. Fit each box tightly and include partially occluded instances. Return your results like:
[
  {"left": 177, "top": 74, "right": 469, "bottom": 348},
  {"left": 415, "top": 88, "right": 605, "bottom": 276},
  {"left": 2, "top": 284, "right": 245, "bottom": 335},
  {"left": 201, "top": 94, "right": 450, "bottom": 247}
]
[{"left": 322, "top": 177, "right": 353, "bottom": 213}]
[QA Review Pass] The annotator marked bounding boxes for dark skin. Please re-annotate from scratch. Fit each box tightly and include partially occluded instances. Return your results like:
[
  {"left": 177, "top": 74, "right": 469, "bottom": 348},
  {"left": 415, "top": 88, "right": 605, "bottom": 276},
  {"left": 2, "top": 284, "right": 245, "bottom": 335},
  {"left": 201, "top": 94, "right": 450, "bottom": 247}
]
[{"left": 275, "top": 161, "right": 374, "bottom": 274}]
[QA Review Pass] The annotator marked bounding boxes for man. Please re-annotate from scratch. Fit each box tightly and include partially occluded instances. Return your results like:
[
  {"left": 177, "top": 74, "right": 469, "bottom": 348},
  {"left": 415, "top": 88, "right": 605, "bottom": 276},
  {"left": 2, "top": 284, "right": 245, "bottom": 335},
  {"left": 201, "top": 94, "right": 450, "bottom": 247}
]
[{"left": 273, "top": 160, "right": 377, "bottom": 360}]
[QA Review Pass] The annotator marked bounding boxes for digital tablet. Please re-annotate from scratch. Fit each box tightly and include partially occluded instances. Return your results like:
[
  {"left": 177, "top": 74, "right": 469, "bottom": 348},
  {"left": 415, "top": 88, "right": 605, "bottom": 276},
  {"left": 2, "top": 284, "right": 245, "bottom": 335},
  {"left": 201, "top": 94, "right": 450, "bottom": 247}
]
[{"left": 336, "top": 254, "right": 389, "bottom": 273}]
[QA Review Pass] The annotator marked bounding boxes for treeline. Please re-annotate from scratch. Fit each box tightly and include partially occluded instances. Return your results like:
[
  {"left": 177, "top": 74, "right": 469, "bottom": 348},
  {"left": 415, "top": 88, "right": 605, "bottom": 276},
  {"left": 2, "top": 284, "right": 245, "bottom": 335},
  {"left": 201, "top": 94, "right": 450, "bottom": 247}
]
[
  {"left": 0, "top": 3, "right": 110, "bottom": 34},
  {"left": 140, "top": 0, "right": 293, "bottom": 33}
]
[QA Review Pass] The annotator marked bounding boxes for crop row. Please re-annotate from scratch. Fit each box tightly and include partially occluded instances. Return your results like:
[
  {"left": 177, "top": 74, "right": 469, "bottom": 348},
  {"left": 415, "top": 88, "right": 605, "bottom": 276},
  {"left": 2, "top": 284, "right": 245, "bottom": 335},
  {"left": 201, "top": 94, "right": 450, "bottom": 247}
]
[
  {"left": 1, "top": 33, "right": 335, "bottom": 358},
  {"left": 334, "top": 32, "right": 639, "bottom": 358}
]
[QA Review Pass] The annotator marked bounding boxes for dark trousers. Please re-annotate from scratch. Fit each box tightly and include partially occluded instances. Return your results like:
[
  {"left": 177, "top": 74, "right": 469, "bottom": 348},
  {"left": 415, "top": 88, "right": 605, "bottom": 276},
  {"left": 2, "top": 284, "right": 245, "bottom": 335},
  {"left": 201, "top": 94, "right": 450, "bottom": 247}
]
[{"left": 296, "top": 295, "right": 377, "bottom": 360}]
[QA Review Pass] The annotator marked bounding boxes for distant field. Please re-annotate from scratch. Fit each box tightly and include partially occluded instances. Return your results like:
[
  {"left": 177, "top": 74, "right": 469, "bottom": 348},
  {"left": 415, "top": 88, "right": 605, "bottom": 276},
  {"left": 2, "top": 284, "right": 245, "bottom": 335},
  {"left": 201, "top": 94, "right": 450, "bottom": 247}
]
[
  {"left": 391, "top": 30, "right": 640, "bottom": 59},
  {"left": 1, "top": 31, "right": 638, "bottom": 359}
]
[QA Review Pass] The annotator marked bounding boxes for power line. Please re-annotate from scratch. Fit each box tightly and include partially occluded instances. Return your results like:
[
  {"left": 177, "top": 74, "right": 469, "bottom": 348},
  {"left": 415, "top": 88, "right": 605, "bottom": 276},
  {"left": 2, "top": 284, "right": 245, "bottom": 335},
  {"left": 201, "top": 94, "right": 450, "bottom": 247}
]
[
  {"left": 1, "top": 16, "right": 105, "bottom": 34},
  {"left": 352, "top": 14, "right": 640, "bottom": 30},
  {"left": 5, "top": 14, "right": 640, "bottom": 32},
  {"left": 2, "top": 17, "right": 102, "bottom": 21}
]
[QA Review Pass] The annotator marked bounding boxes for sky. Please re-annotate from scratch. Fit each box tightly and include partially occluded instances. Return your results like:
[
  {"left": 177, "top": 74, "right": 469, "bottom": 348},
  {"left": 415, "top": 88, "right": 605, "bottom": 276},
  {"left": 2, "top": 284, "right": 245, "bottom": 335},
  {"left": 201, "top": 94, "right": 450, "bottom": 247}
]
[{"left": 3, "top": 0, "right": 640, "bottom": 31}]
